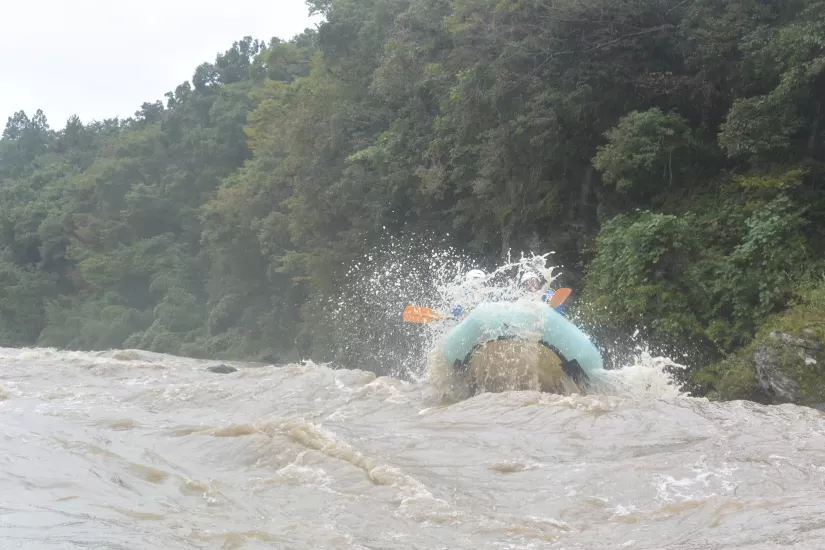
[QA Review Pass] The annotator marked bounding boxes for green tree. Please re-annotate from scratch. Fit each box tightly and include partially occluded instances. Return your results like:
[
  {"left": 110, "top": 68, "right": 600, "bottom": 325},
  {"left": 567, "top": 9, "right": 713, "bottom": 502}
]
[{"left": 593, "top": 108, "right": 696, "bottom": 196}]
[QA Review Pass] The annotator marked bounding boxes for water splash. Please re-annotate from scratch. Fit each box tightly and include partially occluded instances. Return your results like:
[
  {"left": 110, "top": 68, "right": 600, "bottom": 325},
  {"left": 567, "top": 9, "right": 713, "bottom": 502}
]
[
  {"left": 432, "top": 249, "right": 563, "bottom": 316},
  {"left": 588, "top": 350, "right": 690, "bottom": 400},
  {"left": 326, "top": 233, "right": 477, "bottom": 379},
  {"left": 328, "top": 235, "right": 566, "bottom": 378},
  {"left": 327, "top": 234, "right": 688, "bottom": 402}
]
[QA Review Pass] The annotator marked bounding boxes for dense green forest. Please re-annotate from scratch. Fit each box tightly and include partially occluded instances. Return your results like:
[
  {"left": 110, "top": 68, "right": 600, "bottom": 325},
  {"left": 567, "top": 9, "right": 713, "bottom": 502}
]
[{"left": 3, "top": 0, "right": 825, "bottom": 400}]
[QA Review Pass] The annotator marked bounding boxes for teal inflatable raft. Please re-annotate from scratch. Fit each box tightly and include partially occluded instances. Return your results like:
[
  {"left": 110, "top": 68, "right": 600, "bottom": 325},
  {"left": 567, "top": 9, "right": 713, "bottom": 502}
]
[{"left": 438, "top": 300, "right": 604, "bottom": 393}]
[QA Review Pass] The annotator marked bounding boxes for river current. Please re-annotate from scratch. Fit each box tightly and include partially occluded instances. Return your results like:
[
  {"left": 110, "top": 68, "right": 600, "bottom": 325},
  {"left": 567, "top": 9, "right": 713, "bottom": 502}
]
[{"left": 2, "top": 346, "right": 825, "bottom": 549}]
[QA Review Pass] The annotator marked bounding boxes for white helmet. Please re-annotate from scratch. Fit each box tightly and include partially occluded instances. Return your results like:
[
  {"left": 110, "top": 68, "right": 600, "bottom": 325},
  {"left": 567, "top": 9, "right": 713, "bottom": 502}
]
[
  {"left": 520, "top": 271, "right": 540, "bottom": 284},
  {"left": 465, "top": 269, "right": 486, "bottom": 282}
]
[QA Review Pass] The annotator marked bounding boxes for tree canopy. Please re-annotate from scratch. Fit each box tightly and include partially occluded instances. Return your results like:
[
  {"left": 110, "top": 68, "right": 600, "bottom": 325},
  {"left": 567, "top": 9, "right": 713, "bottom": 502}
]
[{"left": 3, "top": 0, "right": 825, "bottom": 396}]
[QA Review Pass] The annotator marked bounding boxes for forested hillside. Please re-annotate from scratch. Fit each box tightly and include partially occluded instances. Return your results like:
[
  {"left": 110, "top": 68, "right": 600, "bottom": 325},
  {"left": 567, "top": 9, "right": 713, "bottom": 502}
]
[{"left": 3, "top": 0, "right": 825, "bottom": 400}]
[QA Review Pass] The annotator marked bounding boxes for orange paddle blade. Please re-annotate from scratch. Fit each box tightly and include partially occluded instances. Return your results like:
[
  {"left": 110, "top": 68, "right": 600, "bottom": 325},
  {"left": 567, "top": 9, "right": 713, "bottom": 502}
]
[
  {"left": 403, "top": 305, "right": 447, "bottom": 323},
  {"left": 548, "top": 287, "right": 572, "bottom": 308}
]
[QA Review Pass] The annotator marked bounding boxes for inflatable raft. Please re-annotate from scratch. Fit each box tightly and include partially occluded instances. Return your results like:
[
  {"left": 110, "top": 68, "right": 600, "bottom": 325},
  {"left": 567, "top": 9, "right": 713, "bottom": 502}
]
[{"left": 437, "top": 300, "right": 603, "bottom": 395}]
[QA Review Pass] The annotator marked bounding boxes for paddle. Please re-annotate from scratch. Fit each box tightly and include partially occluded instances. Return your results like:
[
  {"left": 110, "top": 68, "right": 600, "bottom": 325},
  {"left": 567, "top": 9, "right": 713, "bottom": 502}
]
[
  {"left": 403, "top": 288, "right": 573, "bottom": 323},
  {"left": 402, "top": 285, "right": 573, "bottom": 324},
  {"left": 548, "top": 287, "right": 572, "bottom": 308},
  {"left": 402, "top": 305, "right": 450, "bottom": 323}
]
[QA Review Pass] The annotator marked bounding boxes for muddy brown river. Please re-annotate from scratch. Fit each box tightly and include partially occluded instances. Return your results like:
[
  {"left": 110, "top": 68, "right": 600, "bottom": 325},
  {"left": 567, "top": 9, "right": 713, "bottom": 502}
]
[{"left": 2, "top": 346, "right": 825, "bottom": 549}]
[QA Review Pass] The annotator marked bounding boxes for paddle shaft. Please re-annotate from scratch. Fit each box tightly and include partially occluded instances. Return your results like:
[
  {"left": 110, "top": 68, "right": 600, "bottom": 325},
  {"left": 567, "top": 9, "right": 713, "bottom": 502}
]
[{"left": 403, "top": 288, "right": 572, "bottom": 323}]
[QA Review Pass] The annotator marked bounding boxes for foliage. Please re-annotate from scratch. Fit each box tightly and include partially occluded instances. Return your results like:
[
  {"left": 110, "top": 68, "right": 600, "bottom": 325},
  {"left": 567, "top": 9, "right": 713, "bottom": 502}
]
[
  {"left": 582, "top": 179, "right": 810, "bottom": 366},
  {"left": 581, "top": 211, "right": 707, "bottom": 356},
  {"left": 593, "top": 109, "right": 696, "bottom": 196},
  {"left": 2, "top": 0, "right": 825, "bottom": 396},
  {"left": 693, "top": 268, "right": 825, "bottom": 403}
]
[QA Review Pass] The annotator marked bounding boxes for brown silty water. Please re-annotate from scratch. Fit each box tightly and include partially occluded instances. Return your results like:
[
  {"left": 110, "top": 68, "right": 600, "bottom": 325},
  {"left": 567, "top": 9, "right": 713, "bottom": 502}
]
[{"left": 2, "top": 346, "right": 825, "bottom": 549}]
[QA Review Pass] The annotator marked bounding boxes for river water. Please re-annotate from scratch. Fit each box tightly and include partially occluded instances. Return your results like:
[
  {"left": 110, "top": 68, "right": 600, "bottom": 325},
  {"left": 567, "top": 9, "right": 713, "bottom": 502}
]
[{"left": 2, "top": 346, "right": 825, "bottom": 549}]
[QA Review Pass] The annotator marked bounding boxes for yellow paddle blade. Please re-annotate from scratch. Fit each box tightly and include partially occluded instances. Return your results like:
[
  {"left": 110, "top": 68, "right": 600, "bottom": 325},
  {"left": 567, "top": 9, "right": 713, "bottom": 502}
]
[
  {"left": 403, "top": 305, "right": 447, "bottom": 323},
  {"left": 548, "top": 287, "right": 572, "bottom": 308}
]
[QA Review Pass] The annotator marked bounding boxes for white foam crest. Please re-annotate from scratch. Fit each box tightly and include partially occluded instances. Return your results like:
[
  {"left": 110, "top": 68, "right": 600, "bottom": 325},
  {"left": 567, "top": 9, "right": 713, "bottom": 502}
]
[
  {"left": 272, "top": 417, "right": 458, "bottom": 523},
  {"left": 589, "top": 349, "right": 690, "bottom": 400},
  {"left": 654, "top": 456, "right": 738, "bottom": 503}
]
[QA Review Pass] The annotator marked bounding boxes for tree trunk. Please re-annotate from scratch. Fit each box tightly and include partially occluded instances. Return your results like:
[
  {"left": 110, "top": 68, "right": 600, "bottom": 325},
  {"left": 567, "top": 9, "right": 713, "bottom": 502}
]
[
  {"left": 501, "top": 219, "right": 512, "bottom": 260},
  {"left": 579, "top": 165, "right": 594, "bottom": 206},
  {"left": 807, "top": 101, "right": 822, "bottom": 159}
]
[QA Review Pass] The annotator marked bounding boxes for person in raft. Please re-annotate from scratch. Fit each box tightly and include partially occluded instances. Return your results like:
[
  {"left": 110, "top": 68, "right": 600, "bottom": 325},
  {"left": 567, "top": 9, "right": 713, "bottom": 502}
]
[
  {"left": 450, "top": 269, "right": 486, "bottom": 318},
  {"left": 520, "top": 271, "right": 567, "bottom": 315}
]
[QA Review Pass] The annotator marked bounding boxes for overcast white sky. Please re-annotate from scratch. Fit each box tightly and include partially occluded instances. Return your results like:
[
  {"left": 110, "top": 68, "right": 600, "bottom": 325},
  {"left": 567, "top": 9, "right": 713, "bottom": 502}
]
[{"left": 0, "top": 0, "right": 322, "bottom": 130}]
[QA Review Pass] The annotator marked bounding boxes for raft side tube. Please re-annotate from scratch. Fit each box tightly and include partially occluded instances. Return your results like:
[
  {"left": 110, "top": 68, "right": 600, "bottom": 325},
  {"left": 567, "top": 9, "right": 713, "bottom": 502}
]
[{"left": 439, "top": 301, "right": 604, "bottom": 376}]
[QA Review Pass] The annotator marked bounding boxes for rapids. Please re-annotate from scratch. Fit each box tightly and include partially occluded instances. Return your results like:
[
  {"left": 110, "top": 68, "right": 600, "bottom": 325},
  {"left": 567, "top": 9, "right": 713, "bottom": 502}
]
[{"left": 3, "top": 346, "right": 825, "bottom": 549}]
